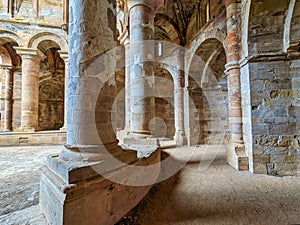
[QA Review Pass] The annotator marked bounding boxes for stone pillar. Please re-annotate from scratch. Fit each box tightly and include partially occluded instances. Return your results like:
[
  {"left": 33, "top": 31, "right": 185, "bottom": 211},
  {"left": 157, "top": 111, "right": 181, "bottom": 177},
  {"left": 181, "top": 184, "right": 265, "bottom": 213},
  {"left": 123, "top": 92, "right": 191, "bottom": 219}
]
[
  {"left": 225, "top": 0, "right": 249, "bottom": 171},
  {"left": 116, "top": 0, "right": 130, "bottom": 134},
  {"left": 40, "top": 1, "right": 161, "bottom": 224},
  {"left": 124, "top": 41, "right": 131, "bottom": 130},
  {"left": 58, "top": 51, "right": 68, "bottom": 131},
  {"left": 125, "top": 0, "right": 164, "bottom": 143},
  {"left": 1, "top": 65, "right": 13, "bottom": 132},
  {"left": 174, "top": 48, "right": 187, "bottom": 145},
  {"left": 226, "top": 0, "right": 243, "bottom": 144},
  {"left": 14, "top": 47, "right": 43, "bottom": 132}
]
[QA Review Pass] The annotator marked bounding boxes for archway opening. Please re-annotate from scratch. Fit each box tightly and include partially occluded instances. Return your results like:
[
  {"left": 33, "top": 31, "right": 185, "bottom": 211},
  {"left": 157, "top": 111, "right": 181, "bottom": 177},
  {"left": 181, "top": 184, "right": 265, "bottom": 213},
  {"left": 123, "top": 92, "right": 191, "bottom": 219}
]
[
  {"left": 0, "top": 38, "right": 20, "bottom": 131},
  {"left": 153, "top": 67, "right": 174, "bottom": 139},
  {"left": 188, "top": 38, "right": 228, "bottom": 145},
  {"left": 37, "top": 40, "right": 65, "bottom": 131}
]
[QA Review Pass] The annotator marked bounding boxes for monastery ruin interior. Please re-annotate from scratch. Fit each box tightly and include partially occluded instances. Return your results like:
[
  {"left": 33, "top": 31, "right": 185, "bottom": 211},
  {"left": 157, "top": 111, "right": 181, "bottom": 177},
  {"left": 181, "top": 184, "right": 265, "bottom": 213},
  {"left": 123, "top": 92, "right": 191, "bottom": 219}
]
[{"left": 0, "top": 0, "right": 299, "bottom": 224}]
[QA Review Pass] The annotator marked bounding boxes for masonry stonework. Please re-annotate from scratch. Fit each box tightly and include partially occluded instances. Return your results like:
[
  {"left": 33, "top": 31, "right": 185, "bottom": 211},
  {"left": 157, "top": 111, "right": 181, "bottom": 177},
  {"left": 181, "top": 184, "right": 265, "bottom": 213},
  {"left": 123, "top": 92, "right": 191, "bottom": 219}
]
[{"left": 0, "top": 0, "right": 299, "bottom": 223}]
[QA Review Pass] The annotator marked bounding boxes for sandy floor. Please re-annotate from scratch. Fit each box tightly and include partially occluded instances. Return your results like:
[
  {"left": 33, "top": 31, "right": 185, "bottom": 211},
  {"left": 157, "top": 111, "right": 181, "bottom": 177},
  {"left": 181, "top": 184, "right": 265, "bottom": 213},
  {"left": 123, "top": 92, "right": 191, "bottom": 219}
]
[
  {"left": 117, "top": 146, "right": 300, "bottom": 225},
  {"left": 0, "top": 145, "right": 300, "bottom": 225}
]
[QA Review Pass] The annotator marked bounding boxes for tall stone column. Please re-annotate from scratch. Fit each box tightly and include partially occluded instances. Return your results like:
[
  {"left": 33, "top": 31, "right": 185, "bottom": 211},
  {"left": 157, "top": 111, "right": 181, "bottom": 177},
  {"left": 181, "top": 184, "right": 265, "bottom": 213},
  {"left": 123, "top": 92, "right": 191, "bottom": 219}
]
[
  {"left": 116, "top": 0, "right": 130, "bottom": 134},
  {"left": 225, "top": 0, "right": 248, "bottom": 171},
  {"left": 124, "top": 41, "right": 131, "bottom": 130},
  {"left": 174, "top": 48, "right": 187, "bottom": 145},
  {"left": 40, "top": 1, "right": 161, "bottom": 224},
  {"left": 58, "top": 51, "right": 68, "bottom": 131},
  {"left": 125, "top": 0, "right": 164, "bottom": 142},
  {"left": 226, "top": 0, "right": 243, "bottom": 144},
  {"left": 1, "top": 65, "right": 13, "bottom": 132},
  {"left": 14, "top": 47, "right": 43, "bottom": 132}
]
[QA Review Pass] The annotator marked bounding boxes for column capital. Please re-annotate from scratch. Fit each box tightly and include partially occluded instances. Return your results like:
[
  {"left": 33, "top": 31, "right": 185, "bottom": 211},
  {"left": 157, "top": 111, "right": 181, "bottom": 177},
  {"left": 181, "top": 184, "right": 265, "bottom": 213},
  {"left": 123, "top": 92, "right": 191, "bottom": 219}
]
[
  {"left": 14, "top": 47, "right": 45, "bottom": 61},
  {"left": 58, "top": 51, "right": 69, "bottom": 63},
  {"left": 126, "top": 0, "right": 164, "bottom": 12}
]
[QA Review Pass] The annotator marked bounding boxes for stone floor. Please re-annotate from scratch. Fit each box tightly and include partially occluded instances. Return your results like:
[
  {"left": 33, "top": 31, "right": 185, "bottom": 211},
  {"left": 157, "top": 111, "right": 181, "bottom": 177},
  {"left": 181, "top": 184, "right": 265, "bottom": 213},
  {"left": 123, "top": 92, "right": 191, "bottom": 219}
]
[
  {"left": 1, "top": 145, "right": 300, "bottom": 225},
  {"left": 0, "top": 145, "right": 61, "bottom": 224}
]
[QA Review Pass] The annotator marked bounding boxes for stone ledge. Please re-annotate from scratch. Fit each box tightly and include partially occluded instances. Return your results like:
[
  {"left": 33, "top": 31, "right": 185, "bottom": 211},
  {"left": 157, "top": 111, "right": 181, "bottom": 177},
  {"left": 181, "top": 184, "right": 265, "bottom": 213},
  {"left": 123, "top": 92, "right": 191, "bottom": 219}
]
[{"left": 0, "top": 131, "right": 66, "bottom": 146}]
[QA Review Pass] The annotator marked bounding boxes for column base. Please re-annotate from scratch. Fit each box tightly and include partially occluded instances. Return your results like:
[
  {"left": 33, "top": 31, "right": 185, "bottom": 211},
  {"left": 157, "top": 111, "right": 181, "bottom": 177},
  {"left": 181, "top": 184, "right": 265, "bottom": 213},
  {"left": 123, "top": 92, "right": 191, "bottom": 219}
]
[
  {"left": 174, "top": 131, "right": 187, "bottom": 146},
  {"left": 15, "top": 126, "right": 35, "bottom": 132},
  {"left": 40, "top": 144, "right": 161, "bottom": 225},
  {"left": 3, "top": 128, "right": 12, "bottom": 132},
  {"left": 226, "top": 143, "right": 249, "bottom": 171}
]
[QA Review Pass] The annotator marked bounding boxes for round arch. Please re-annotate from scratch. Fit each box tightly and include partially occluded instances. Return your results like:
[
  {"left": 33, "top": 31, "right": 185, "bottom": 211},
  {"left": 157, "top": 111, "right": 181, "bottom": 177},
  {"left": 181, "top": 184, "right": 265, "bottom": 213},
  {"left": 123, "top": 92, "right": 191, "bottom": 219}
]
[
  {"left": 155, "top": 13, "right": 181, "bottom": 45},
  {"left": 185, "top": 29, "right": 227, "bottom": 76},
  {"left": 27, "top": 32, "right": 68, "bottom": 52},
  {"left": 0, "top": 30, "right": 22, "bottom": 46},
  {"left": 186, "top": 37, "right": 228, "bottom": 145},
  {"left": 284, "top": 0, "right": 300, "bottom": 52},
  {"left": 240, "top": 0, "right": 251, "bottom": 59},
  {"left": 0, "top": 46, "right": 13, "bottom": 65}
]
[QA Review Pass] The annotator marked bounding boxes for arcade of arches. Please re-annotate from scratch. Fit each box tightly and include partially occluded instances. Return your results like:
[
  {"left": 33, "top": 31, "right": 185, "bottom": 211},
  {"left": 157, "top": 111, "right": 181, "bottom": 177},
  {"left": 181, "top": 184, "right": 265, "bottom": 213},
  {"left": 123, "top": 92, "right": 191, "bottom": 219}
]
[{"left": 0, "top": 0, "right": 299, "bottom": 224}]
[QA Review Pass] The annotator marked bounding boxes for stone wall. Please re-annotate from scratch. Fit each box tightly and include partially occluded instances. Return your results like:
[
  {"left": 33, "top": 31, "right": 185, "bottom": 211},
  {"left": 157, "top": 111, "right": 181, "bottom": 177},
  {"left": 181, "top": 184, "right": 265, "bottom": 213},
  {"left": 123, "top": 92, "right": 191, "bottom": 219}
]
[
  {"left": 248, "top": 0, "right": 288, "bottom": 55},
  {"left": 245, "top": 58, "right": 300, "bottom": 176},
  {"left": 0, "top": 0, "right": 63, "bottom": 26},
  {"left": 242, "top": 0, "right": 300, "bottom": 176}
]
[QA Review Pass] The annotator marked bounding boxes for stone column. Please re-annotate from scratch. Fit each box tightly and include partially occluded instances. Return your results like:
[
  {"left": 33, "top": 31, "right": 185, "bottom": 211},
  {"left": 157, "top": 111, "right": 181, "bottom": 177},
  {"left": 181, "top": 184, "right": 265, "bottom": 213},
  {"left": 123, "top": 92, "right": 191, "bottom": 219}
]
[
  {"left": 174, "top": 48, "right": 187, "bottom": 145},
  {"left": 14, "top": 47, "right": 43, "bottom": 132},
  {"left": 58, "top": 51, "right": 68, "bottom": 131},
  {"left": 40, "top": 1, "right": 161, "bottom": 224},
  {"left": 225, "top": 0, "right": 244, "bottom": 143},
  {"left": 124, "top": 41, "right": 131, "bottom": 130},
  {"left": 116, "top": 0, "right": 130, "bottom": 133},
  {"left": 225, "top": 0, "right": 248, "bottom": 171},
  {"left": 1, "top": 65, "right": 13, "bottom": 132},
  {"left": 125, "top": 0, "right": 164, "bottom": 142}
]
